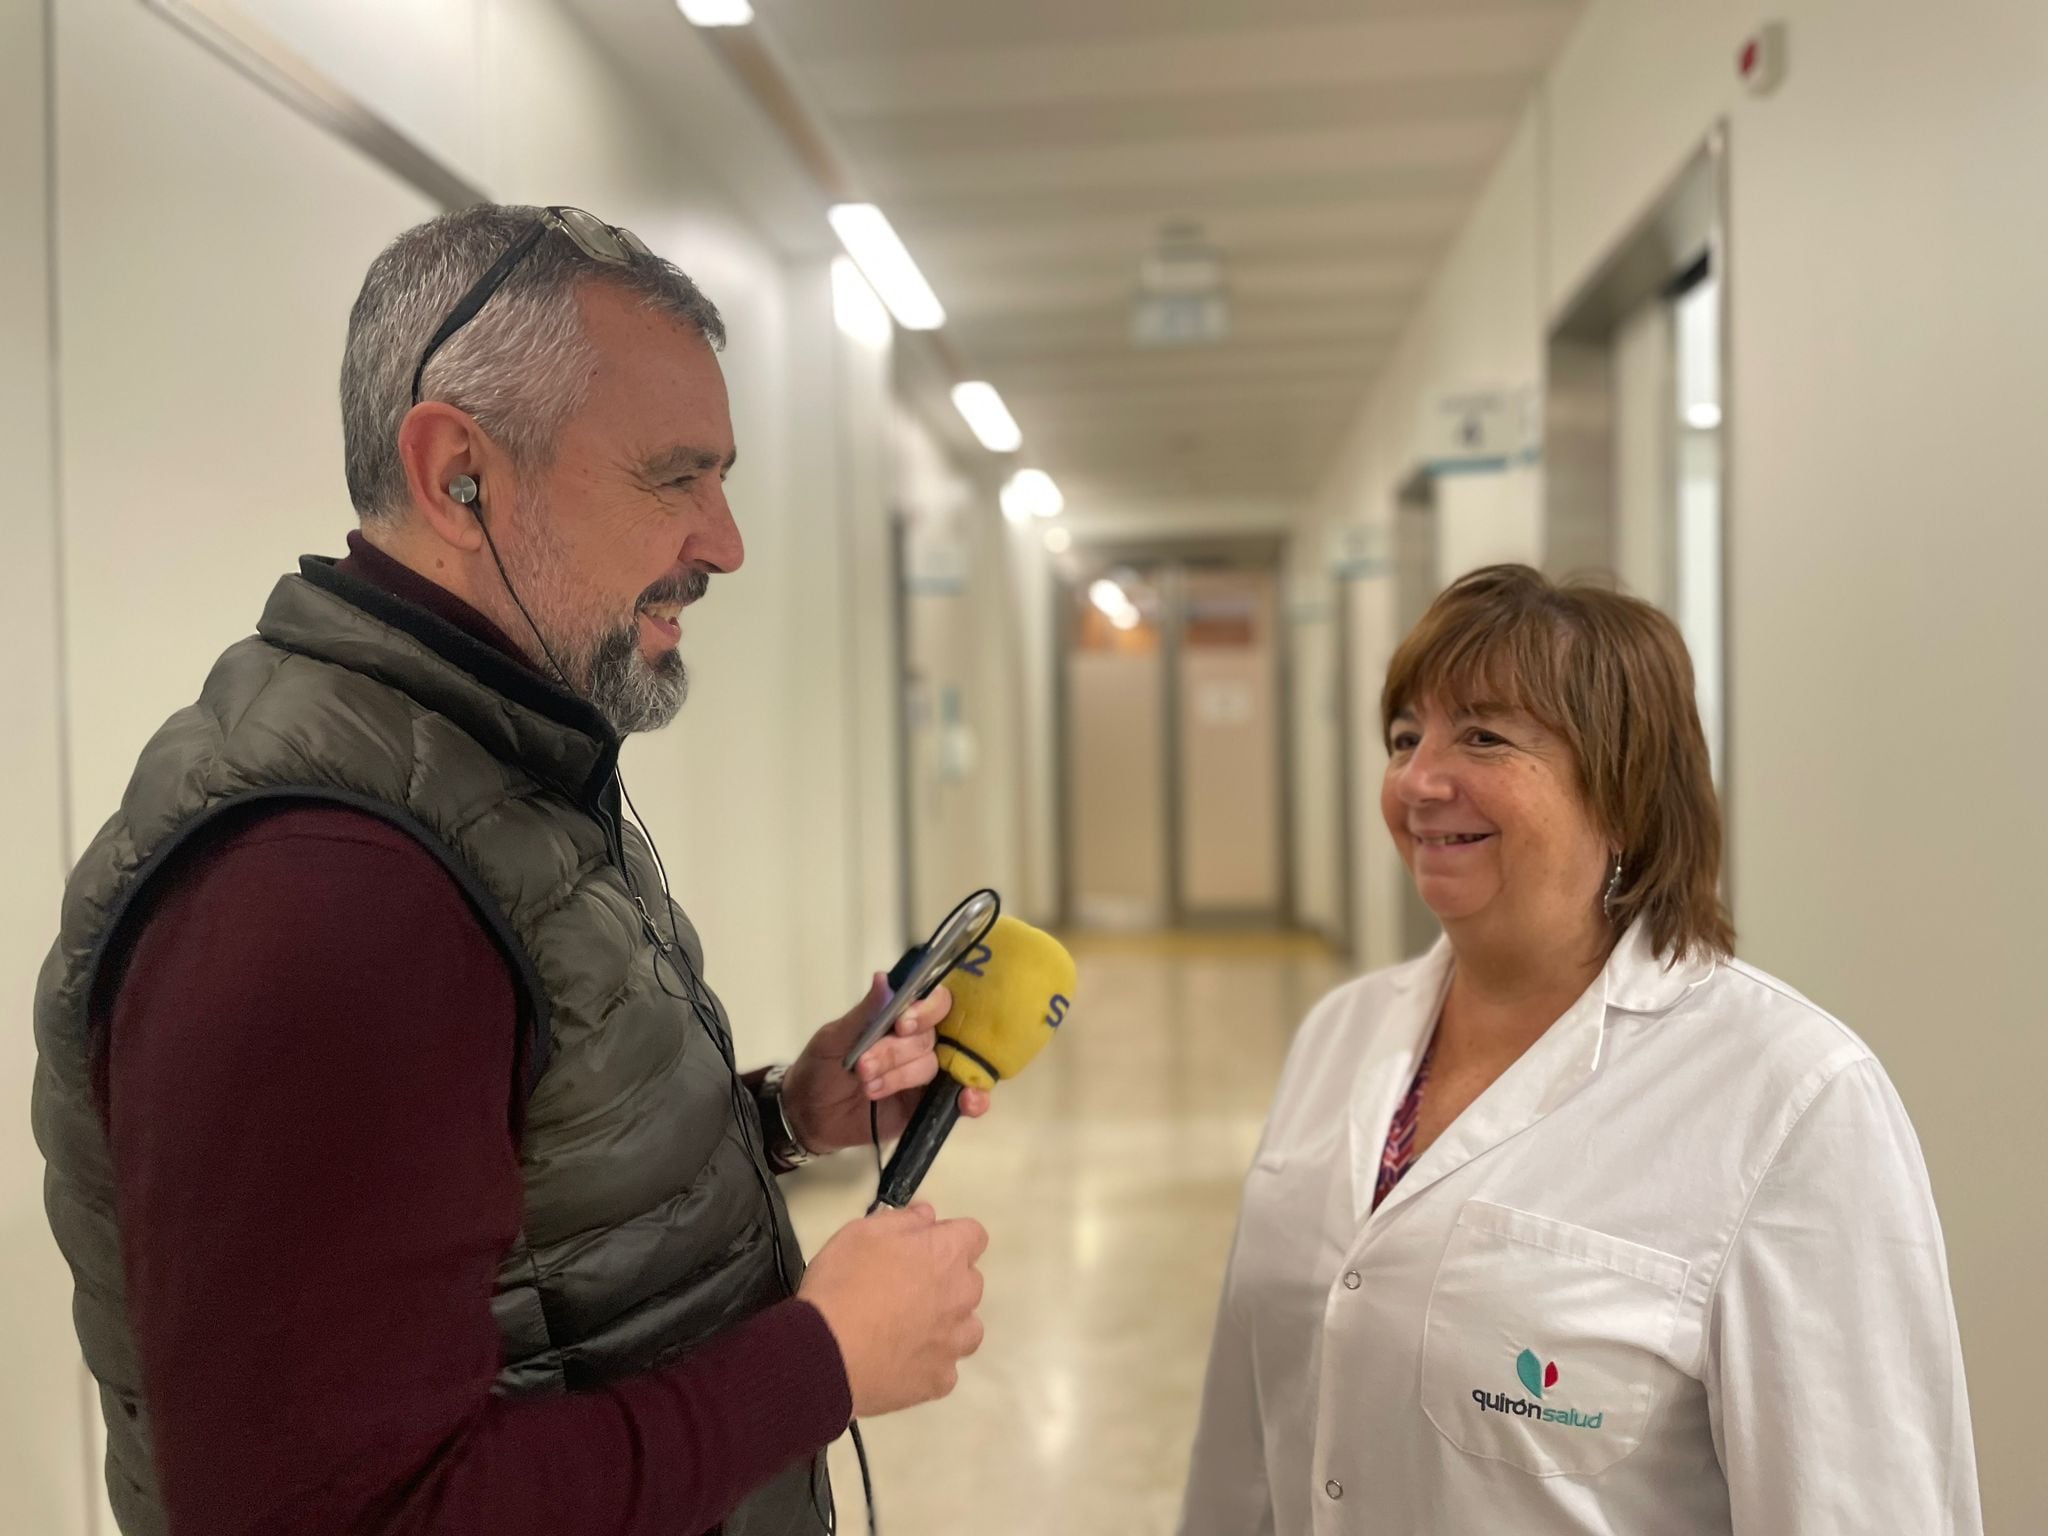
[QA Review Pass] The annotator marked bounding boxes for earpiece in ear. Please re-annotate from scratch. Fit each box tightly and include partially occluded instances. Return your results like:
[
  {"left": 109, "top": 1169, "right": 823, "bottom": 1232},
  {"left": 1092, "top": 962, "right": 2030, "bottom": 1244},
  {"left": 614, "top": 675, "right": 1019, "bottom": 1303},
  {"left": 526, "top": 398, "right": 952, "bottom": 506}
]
[{"left": 447, "top": 474, "right": 479, "bottom": 505}]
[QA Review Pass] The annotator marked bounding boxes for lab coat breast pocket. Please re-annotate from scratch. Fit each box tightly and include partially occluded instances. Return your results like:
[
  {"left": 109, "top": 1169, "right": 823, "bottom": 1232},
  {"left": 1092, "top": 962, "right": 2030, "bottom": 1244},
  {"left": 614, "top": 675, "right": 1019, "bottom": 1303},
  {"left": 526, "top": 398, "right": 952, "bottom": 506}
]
[{"left": 1421, "top": 1200, "right": 1690, "bottom": 1477}]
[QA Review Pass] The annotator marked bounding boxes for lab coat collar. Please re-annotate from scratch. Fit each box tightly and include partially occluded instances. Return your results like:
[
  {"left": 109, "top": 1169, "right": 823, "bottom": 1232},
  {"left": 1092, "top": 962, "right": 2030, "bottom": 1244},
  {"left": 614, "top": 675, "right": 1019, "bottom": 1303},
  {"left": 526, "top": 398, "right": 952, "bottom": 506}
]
[
  {"left": 1601, "top": 918, "right": 1717, "bottom": 1014},
  {"left": 1385, "top": 918, "right": 1714, "bottom": 1012},
  {"left": 1347, "top": 947, "right": 1451, "bottom": 1226},
  {"left": 1351, "top": 921, "right": 1713, "bottom": 1229},
  {"left": 1387, "top": 934, "right": 1453, "bottom": 998}
]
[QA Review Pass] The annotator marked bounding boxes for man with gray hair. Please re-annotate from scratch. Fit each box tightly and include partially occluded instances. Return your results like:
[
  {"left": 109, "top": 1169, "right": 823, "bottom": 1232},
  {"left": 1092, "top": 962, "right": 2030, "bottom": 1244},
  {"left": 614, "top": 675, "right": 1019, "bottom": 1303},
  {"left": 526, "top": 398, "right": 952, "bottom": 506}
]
[{"left": 33, "top": 204, "right": 991, "bottom": 1535}]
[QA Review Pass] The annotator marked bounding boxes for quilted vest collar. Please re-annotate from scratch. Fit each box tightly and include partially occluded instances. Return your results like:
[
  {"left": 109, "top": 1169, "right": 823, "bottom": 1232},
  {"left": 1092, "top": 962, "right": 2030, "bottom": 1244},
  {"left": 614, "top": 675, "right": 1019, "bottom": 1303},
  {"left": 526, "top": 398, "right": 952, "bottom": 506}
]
[{"left": 265, "top": 556, "right": 621, "bottom": 807}]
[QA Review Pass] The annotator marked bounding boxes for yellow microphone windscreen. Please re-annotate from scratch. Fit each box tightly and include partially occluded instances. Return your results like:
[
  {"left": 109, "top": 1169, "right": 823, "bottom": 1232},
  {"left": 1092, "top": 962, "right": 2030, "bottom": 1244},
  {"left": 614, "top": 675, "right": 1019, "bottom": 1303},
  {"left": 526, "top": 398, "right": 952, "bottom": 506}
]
[{"left": 934, "top": 916, "right": 1076, "bottom": 1091}]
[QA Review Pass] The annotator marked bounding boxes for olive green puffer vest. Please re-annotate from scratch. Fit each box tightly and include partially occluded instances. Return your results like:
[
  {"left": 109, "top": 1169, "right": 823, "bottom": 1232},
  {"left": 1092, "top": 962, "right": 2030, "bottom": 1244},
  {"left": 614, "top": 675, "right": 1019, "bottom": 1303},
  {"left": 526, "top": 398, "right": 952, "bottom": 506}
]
[{"left": 31, "top": 558, "right": 826, "bottom": 1535}]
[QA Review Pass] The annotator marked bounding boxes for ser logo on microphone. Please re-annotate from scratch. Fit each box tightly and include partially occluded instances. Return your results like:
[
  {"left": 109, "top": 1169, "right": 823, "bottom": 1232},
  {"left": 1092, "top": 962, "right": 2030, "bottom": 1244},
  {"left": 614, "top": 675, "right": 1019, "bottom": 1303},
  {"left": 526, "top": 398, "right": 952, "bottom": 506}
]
[{"left": 949, "top": 943, "right": 1067, "bottom": 1030}]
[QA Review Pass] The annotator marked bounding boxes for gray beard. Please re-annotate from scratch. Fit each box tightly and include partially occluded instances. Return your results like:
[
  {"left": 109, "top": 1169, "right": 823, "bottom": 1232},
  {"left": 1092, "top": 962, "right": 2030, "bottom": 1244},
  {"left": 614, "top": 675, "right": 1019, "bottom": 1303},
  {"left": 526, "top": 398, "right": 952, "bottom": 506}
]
[
  {"left": 491, "top": 497, "right": 705, "bottom": 736},
  {"left": 585, "top": 623, "right": 689, "bottom": 735}
]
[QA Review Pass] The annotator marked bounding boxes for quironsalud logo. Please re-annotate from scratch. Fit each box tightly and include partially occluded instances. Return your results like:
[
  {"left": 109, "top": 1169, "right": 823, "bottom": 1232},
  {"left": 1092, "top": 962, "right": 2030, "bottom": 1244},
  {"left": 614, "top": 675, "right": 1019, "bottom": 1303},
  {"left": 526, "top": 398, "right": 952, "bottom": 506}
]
[
  {"left": 1471, "top": 1348, "right": 1605, "bottom": 1430},
  {"left": 1517, "top": 1349, "right": 1561, "bottom": 1398}
]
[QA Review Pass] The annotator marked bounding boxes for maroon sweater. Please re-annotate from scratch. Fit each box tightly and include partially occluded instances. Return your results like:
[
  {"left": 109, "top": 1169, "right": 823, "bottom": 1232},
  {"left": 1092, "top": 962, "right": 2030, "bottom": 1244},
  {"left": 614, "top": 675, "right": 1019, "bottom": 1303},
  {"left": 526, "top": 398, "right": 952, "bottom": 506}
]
[{"left": 100, "top": 534, "right": 850, "bottom": 1534}]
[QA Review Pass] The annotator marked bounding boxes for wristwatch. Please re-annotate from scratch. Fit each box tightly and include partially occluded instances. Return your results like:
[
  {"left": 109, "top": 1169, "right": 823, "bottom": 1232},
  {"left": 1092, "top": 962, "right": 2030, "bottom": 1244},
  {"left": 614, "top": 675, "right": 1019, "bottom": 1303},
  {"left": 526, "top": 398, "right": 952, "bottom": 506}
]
[{"left": 758, "top": 1063, "right": 818, "bottom": 1170}]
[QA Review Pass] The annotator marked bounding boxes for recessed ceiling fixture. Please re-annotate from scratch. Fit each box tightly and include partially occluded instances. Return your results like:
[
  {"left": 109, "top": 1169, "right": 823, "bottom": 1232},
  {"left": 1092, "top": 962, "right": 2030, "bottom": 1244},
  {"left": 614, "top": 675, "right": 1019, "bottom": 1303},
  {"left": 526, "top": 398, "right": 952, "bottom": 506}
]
[
  {"left": 677, "top": 0, "right": 754, "bottom": 27},
  {"left": 829, "top": 204, "right": 946, "bottom": 331},
  {"left": 1001, "top": 468, "right": 1064, "bottom": 523},
  {"left": 1133, "top": 220, "right": 1228, "bottom": 348},
  {"left": 951, "top": 382, "right": 1023, "bottom": 453}
]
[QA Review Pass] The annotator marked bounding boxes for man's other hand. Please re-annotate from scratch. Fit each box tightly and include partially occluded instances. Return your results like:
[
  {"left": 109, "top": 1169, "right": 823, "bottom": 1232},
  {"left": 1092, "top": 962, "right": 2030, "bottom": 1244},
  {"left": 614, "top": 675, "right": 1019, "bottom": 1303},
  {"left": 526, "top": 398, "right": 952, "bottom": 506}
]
[
  {"left": 780, "top": 975, "right": 993, "bottom": 1154},
  {"left": 799, "top": 1203, "right": 988, "bottom": 1416}
]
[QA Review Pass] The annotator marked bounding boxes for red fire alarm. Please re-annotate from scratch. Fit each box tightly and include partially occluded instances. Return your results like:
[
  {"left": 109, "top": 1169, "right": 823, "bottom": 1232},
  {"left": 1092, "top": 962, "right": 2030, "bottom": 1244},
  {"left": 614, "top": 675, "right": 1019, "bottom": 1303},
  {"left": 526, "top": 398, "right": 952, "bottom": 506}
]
[{"left": 1738, "top": 22, "right": 1787, "bottom": 96}]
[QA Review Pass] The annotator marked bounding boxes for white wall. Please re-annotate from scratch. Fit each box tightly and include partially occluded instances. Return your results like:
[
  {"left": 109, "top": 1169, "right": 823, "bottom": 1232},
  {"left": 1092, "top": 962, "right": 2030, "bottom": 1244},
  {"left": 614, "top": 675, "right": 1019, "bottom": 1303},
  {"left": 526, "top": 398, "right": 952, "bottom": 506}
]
[
  {"left": 14, "top": 0, "right": 913, "bottom": 1522},
  {"left": 1287, "top": 588, "right": 1341, "bottom": 943},
  {"left": 0, "top": 4, "right": 91, "bottom": 1530},
  {"left": 1542, "top": 0, "right": 1733, "bottom": 314},
  {"left": 1300, "top": 108, "right": 1546, "bottom": 968},
  {"left": 1433, "top": 470, "right": 1544, "bottom": 587},
  {"left": 1301, "top": 0, "right": 2048, "bottom": 1523},
  {"left": 831, "top": 298, "right": 914, "bottom": 977},
  {"left": 771, "top": 259, "right": 909, "bottom": 1026},
  {"left": 53, "top": 0, "right": 439, "bottom": 859},
  {"left": 894, "top": 407, "right": 1037, "bottom": 934},
  {"left": 1723, "top": 5, "right": 2048, "bottom": 1522},
  {"left": 1003, "top": 515, "right": 1061, "bottom": 926},
  {"left": 1339, "top": 569, "right": 1403, "bottom": 968}
]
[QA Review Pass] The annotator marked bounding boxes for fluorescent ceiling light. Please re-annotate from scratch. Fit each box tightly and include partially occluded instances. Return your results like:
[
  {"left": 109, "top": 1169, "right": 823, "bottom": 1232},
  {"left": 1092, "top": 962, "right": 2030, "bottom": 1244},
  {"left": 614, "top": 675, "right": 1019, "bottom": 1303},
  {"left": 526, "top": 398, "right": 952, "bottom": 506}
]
[
  {"left": 677, "top": 0, "right": 754, "bottom": 25},
  {"left": 831, "top": 257, "right": 892, "bottom": 348},
  {"left": 1001, "top": 468, "right": 1064, "bottom": 523},
  {"left": 1089, "top": 579, "right": 1139, "bottom": 630},
  {"left": 951, "top": 382, "right": 1022, "bottom": 454},
  {"left": 828, "top": 204, "right": 945, "bottom": 331},
  {"left": 1092, "top": 571, "right": 1146, "bottom": 631},
  {"left": 1685, "top": 402, "right": 1723, "bottom": 430},
  {"left": 1043, "top": 527, "right": 1073, "bottom": 554}
]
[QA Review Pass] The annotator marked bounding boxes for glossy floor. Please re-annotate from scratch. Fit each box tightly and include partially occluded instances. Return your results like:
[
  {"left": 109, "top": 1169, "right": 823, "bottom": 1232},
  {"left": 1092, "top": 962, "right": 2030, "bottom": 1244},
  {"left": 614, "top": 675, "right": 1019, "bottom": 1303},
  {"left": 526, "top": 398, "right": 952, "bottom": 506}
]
[{"left": 783, "top": 930, "right": 1348, "bottom": 1536}]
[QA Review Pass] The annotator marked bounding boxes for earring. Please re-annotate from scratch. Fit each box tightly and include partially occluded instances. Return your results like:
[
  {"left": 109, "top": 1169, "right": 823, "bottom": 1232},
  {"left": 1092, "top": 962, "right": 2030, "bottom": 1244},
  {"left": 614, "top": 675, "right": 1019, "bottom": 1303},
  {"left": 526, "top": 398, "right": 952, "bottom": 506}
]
[{"left": 1602, "top": 852, "right": 1623, "bottom": 922}]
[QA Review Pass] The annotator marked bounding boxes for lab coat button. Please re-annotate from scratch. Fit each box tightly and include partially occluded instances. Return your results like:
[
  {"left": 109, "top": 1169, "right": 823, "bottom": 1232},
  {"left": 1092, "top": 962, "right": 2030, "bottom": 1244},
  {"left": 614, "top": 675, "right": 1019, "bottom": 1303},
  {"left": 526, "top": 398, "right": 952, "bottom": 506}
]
[
  {"left": 1325, "top": 1480, "right": 1343, "bottom": 1500},
  {"left": 1342, "top": 1270, "right": 1362, "bottom": 1290}
]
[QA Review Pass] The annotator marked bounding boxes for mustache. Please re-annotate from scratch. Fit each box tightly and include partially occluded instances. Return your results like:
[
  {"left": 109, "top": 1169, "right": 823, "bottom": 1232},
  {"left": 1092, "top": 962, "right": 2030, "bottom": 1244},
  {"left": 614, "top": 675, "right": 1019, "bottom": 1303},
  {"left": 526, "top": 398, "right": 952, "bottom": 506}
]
[{"left": 636, "top": 568, "right": 711, "bottom": 610}]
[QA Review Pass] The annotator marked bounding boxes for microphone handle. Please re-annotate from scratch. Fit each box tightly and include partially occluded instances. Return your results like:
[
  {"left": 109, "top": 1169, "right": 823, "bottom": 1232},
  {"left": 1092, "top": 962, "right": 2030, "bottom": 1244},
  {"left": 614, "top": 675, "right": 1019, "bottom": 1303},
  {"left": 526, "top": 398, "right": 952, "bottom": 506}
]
[{"left": 873, "top": 1075, "right": 967, "bottom": 1209}]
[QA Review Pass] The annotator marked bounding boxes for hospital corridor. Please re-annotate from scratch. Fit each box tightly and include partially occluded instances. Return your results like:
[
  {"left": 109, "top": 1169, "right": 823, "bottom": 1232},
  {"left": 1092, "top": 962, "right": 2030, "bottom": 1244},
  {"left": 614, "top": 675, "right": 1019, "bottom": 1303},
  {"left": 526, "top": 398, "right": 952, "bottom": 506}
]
[{"left": 2, "top": 0, "right": 2044, "bottom": 1533}]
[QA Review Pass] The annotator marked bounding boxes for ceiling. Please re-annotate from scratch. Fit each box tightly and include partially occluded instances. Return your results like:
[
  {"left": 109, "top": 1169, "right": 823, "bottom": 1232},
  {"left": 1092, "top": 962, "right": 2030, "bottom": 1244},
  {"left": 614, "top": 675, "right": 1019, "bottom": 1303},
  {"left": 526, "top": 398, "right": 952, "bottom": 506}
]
[{"left": 755, "top": 0, "right": 1585, "bottom": 507}]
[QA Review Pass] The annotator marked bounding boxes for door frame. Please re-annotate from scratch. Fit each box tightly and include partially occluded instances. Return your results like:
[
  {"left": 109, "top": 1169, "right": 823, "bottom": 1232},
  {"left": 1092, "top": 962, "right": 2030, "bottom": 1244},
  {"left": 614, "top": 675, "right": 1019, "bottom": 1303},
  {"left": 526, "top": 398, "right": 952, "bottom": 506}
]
[
  {"left": 1544, "top": 126, "right": 1734, "bottom": 904},
  {"left": 1051, "top": 532, "right": 1293, "bottom": 931}
]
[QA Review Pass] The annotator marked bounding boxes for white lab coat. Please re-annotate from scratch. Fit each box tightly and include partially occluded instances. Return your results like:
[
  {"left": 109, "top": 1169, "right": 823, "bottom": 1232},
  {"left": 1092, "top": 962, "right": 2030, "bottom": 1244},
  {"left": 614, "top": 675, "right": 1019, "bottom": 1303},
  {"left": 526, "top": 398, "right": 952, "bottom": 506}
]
[{"left": 1179, "top": 922, "right": 1981, "bottom": 1535}]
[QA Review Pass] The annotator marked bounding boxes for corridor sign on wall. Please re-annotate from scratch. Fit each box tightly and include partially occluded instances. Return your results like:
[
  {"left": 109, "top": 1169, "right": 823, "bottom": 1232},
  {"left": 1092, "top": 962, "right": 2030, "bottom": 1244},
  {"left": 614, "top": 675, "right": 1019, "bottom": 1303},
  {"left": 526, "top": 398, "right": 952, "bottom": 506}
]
[{"left": 1424, "top": 389, "right": 1519, "bottom": 472}]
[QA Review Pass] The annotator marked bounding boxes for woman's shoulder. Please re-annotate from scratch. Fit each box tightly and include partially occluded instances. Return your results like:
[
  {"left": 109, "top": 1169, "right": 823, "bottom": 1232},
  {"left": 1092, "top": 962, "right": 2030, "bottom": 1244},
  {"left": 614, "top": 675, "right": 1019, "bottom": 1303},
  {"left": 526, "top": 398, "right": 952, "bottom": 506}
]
[
  {"left": 1691, "top": 952, "right": 1869, "bottom": 1055},
  {"left": 1664, "top": 951, "right": 1892, "bottom": 1131},
  {"left": 1671, "top": 958, "right": 1944, "bottom": 1234}
]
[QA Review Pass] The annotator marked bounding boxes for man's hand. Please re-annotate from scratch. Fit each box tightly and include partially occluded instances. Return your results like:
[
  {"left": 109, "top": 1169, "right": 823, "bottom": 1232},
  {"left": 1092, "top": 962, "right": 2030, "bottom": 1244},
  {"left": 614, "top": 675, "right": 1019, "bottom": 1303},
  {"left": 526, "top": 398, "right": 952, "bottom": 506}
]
[
  {"left": 779, "top": 975, "right": 993, "bottom": 1155},
  {"left": 799, "top": 1203, "right": 988, "bottom": 1417}
]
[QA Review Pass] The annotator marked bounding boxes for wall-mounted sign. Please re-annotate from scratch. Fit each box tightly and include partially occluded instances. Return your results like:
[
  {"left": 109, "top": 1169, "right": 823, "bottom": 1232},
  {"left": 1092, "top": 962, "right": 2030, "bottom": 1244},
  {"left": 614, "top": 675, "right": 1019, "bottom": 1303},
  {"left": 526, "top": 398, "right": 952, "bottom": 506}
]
[
  {"left": 904, "top": 532, "right": 968, "bottom": 595},
  {"left": 1424, "top": 389, "right": 1517, "bottom": 471},
  {"left": 1194, "top": 680, "right": 1256, "bottom": 728},
  {"left": 1328, "top": 519, "right": 1390, "bottom": 580}
]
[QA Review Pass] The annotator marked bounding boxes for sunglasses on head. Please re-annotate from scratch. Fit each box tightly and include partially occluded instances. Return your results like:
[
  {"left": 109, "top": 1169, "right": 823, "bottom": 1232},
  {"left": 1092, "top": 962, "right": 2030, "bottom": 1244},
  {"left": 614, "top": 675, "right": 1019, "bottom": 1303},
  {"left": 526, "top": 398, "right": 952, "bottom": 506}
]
[{"left": 410, "top": 205, "right": 654, "bottom": 406}]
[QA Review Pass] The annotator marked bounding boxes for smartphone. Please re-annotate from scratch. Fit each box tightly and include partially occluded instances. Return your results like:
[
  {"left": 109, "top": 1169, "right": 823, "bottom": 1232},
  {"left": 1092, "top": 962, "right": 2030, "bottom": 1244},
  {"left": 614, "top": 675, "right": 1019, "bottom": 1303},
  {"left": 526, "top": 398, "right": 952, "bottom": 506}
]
[{"left": 842, "top": 889, "right": 1000, "bottom": 1070}]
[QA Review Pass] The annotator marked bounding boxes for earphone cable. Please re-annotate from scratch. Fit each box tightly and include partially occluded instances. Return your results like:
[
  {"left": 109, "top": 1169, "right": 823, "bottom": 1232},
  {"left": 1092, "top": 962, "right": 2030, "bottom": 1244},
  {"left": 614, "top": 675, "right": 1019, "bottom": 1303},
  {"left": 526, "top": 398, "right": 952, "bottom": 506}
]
[{"left": 470, "top": 491, "right": 869, "bottom": 1535}]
